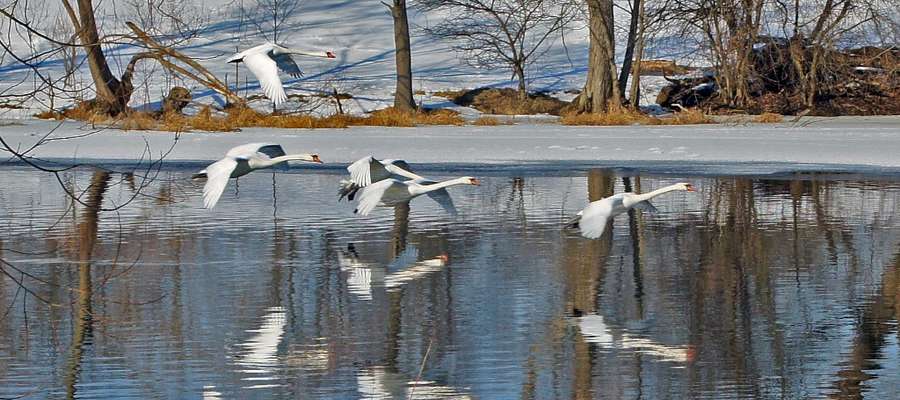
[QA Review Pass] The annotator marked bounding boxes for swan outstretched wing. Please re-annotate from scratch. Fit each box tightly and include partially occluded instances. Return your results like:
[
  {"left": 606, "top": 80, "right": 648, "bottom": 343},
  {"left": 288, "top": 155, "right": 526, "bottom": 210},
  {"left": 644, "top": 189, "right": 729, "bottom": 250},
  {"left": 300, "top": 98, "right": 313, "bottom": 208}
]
[
  {"left": 348, "top": 156, "right": 390, "bottom": 187},
  {"left": 384, "top": 160, "right": 424, "bottom": 181},
  {"left": 271, "top": 53, "right": 303, "bottom": 78},
  {"left": 243, "top": 52, "right": 287, "bottom": 106},
  {"left": 202, "top": 158, "right": 238, "bottom": 209},
  {"left": 255, "top": 144, "right": 287, "bottom": 159},
  {"left": 354, "top": 179, "right": 401, "bottom": 216},
  {"left": 425, "top": 188, "right": 457, "bottom": 216},
  {"left": 579, "top": 212, "right": 609, "bottom": 239},
  {"left": 576, "top": 203, "right": 613, "bottom": 239},
  {"left": 633, "top": 200, "right": 658, "bottom": 213}
]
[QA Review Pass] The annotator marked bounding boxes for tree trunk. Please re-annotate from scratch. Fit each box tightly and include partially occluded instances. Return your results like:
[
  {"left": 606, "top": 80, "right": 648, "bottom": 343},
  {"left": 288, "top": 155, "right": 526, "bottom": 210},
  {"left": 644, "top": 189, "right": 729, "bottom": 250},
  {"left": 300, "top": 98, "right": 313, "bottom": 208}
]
[
  {"left": 618, "top": 0, "right": 641, "bottom": 103},
  {"left": 389, "top": 0, "right": 416, "bottom": 112},
  {"left": 572, "top": 0, "right": 620, "bottom": 113},
  {"left": 72, "top": 0, "right": 131, "bottom": 114},
  {"left": 514, "top": 62, "right": 527, "bottom": 100},
  {"left": 628, "top": 0, "right": 645, "bottom": 109}
]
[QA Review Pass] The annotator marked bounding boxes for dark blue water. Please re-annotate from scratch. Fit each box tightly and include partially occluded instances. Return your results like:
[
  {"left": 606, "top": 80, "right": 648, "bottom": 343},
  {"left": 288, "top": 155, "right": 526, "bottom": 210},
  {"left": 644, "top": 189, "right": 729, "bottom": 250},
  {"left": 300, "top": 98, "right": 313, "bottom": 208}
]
[{"left": 0, "top": 166, "right": 898, "bottom": 399}]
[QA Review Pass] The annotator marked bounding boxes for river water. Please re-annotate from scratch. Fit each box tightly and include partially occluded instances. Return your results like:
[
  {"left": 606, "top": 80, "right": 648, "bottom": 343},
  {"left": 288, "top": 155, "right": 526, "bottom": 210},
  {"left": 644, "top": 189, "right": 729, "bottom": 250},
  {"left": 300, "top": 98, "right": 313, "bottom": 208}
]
[{"left": 0, "top": 165, "right": 898, "bottom": 399}]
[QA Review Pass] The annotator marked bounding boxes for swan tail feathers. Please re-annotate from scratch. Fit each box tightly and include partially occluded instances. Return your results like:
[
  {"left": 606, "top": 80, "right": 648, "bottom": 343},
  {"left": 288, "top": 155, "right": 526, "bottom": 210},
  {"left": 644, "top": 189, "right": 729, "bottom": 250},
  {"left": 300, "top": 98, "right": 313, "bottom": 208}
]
[
  {"left": 564, "top": 213, "right": 582, "bottom": 229},
  {"left": 338, "top": 179, "right": 361, "bottom": 201}
]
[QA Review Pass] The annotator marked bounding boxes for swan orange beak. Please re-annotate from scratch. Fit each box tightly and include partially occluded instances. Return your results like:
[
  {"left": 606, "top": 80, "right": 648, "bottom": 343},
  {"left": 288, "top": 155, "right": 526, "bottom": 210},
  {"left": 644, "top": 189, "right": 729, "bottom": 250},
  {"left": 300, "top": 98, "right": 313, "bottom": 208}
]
[
  {"left": 686, "top": 184, "right": 695, "bottom": 192},
  {"left": 469, "top": 178, "right": 481, "bottom": 186},
  {"left": 326, "top": 51, "right": 336, "bottom": 59},
  {"left": 311, "top": 154, "right": 323, "bottom": 163},
  {"left": 437, "top": 254, "right": 450, "bottom": 263}
]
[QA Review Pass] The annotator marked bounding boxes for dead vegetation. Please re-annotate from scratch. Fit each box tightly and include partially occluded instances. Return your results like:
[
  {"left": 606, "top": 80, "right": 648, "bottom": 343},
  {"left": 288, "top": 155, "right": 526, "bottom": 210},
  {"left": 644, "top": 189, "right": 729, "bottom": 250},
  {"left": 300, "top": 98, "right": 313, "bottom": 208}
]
[
  {"left": 363, "top": 107, "right": 464, "bottom": 127},
  {"left": 753, "top": 112, "right": 783, "bottom": 123},
  {"left": 473, "top": 116, "right": 498, "bottom": 126},
  {"left": 560, "top": 107, "right": 712, "bottom": 126},
  {"left": 443, "top": 88, "right": 568, "bottom": 115},
  {"left": 35, "top": 103, "right": 463, "bottom": 131},
  {"left": 657, "top": 43, "right": 900, "bottom": 116},
  {"left": 639, "top": 60, "right": 691, "bottom": 75}
]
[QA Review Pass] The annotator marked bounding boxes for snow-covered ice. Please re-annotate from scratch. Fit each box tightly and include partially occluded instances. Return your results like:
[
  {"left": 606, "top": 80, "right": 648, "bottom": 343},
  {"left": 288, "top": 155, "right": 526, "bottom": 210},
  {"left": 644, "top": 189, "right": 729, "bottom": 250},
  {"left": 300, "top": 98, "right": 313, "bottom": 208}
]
[{"left": 2, "top": 116, "right": 898, "bottom": 176}]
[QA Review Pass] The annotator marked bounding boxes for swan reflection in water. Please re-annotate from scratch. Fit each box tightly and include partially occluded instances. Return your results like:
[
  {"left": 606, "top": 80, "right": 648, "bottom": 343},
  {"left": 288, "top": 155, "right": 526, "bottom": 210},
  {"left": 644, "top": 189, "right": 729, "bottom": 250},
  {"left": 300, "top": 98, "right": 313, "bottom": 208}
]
[
  {"left": 339, "top": 244, "right": 450, "bottom": 300},
  {"left": 356, "top": 366, "right": 472, "bottom": 400},
  {"left": 576, "top": 313, "right": 695, "bottom": 364},
  {"left": 234, "top": 306, "right": 287, "bottom": 388}
]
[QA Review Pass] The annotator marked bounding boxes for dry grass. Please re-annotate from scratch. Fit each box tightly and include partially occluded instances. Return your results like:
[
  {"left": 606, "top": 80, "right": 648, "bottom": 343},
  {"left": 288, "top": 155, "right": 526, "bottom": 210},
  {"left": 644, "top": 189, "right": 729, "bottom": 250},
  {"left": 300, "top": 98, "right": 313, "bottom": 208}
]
[
  {"left": 639, "top": 59, "right": 691, "bottom": 75},
  {"left": 561, "top": 107, "right": 713, "bottom": 126},
  {"left": 753, "top": 112, "right": 783, "bottom": 123},
  {"left": 661, "top": 108, "right": 713, "bottom": 125},
  {"left": 37, "top": 103, "right": 355, "bottom": 131},
  {"left": 352, "top": 107, "right": 464, "bottom": 127},
  {"left": 452, "top": 88, "right": 568, "bottom": 115},
  {"left": 433, "top": 89, "right": 468, "bottom": 99},
  {"left": 561, "top": 109, "right": 659, "bottom": 125},
  {"left": 473, "top": 116, "right": 502, "bottom": 126}
]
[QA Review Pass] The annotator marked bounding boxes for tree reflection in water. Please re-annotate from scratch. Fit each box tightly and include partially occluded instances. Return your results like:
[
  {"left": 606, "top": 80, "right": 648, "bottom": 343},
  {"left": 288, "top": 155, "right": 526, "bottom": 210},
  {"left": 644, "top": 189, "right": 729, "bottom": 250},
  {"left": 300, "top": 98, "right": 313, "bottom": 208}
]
[{"left": 0, "top": 168, "right": 898, "bottom": 399}]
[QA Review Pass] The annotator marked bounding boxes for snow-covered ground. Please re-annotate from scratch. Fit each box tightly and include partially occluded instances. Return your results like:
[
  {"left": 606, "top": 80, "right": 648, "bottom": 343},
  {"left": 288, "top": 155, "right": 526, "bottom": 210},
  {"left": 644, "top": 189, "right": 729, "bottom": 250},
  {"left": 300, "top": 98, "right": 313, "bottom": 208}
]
[
  {"left": 3, "top": 116, "right": 899, "bottom": 175},
  {"left": 0, "top": 0, "right": 680, "bottom": 118}
]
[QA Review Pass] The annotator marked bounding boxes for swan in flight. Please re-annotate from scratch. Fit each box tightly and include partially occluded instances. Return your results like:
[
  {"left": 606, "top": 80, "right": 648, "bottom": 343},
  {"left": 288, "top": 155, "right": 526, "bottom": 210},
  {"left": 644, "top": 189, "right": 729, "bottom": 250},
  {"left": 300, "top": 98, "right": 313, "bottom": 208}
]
[
  {"left": 340, "top": 156, "right": 460, "bottom": 215},
  {"left": 353, "top": 176, "right": 480, "bottom": 216},
  {"left": 197, "top": 143, "right": 322, "bottom": 209},
  {"left": 227, "top": 43, "right": 336, "bottom": 107},
  {"left": 566, "top": 182, "right": 695, "bottom": 239}
]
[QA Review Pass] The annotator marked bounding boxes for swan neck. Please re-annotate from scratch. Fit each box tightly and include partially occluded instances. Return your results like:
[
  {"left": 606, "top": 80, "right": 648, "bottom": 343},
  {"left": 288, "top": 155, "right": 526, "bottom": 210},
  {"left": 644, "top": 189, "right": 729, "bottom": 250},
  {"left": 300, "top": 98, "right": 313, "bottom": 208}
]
[
  {"left": 258, "top": 154, "right": 312, "bottom": 168},
  {"left": 414, "top": 178, "right": 467, "bottom": 194},
  {"left": 289, "top": 50, "right": 325, "bottom": 58},
  {"left": 632, "top": 184, "right": 682, "bottom": 203}
]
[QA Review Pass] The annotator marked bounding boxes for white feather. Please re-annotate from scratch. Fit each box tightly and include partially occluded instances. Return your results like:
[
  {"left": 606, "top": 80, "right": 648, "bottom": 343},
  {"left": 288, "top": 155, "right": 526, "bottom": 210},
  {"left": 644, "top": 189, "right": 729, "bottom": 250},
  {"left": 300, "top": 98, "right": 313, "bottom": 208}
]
[
  {"left": 242, "top": 52, "right": 287, "bottom": 106},
  {"left": 354, "top": 179, "right": 402, "bottom": 216},
  {"left": 202, "top": 158, "right": 238, "bottom": 209}
]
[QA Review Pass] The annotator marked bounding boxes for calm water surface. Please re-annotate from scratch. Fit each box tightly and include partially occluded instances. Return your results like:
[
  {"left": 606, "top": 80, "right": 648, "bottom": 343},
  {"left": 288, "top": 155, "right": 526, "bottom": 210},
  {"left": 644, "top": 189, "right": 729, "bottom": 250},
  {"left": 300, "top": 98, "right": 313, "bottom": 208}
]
[{"left": 0, "top": 165, "right": 898, "bottom": 399}]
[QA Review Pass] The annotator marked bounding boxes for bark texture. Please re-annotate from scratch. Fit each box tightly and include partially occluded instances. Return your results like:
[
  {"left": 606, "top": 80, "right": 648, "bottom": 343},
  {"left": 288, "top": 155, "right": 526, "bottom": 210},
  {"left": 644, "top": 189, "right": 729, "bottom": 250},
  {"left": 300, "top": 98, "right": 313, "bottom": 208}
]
[
  {"left": 389, "top": 0, "right": 416, "bottom": 111},
  {"left": 572, "top": 0, "right": 621, "bottom": 113}
]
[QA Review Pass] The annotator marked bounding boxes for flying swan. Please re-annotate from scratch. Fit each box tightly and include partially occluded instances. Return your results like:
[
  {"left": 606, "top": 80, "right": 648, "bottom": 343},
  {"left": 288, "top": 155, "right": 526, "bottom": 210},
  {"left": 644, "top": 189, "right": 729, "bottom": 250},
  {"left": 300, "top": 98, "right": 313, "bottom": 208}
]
[
  {"left": 567, "top": 182, "right": 695, "bottom": 239},
  {"left": 353, "top": 177, "right": 481, "bottom": 216},
  {"left": 340, "top": 156, "right": 460, "bottom": 215},
  {"left": 227, "top": 43, "right": 336, "bottom": 107},
  {"left": 196, "top": 143, "right": 322, "bottom": 209}
]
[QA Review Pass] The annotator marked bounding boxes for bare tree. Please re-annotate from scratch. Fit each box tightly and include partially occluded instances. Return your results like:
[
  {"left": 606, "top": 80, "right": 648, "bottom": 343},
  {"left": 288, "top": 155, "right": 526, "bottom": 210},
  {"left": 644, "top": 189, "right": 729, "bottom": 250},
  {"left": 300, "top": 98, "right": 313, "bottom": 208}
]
[
  {"left": 418, "top": 0, "right": 573, "bottom": 100},
  {"left": 0, "top": 0, "right": 240, "bottom": 115},
  {"left": 244, "top": 0, "right": 303, "bottom": 43},
  {"left": 571, "top": 0, "right": 621, "bottom": 113},
  {"left": 772, "top": 0, "right": 884, "bottom": 108},
  {"left": 385, "top": 0, "right": 416, "bottom": 111}
]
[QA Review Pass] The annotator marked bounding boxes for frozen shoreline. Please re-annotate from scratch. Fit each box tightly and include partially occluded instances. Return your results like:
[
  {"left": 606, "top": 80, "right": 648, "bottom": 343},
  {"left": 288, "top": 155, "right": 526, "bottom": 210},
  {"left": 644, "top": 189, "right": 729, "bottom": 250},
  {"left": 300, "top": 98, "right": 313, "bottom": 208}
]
[{"left": 2, "top": 117, "right": 899, "bottom": 176}]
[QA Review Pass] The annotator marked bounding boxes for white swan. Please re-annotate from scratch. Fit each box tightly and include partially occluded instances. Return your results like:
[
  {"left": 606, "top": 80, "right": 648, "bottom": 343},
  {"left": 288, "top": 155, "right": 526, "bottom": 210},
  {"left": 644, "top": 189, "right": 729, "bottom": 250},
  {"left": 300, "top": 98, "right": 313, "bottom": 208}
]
[
  {"left": 567, "top": 182, "right": 695, "bottom": 239},
  {"left": 341, "top": 156, "right": 460, "bottom": 215},
  {"left": 353, "top": 177, "right": 480, "bottom": 216},
  {"left": 339, "top": 156, "right": 426, "bottom": 200},
  {"left": 198, "top": 143, "right": 322, "bottom": 209},
  {"left": 227, "top": 43, "right": 336, "bottom": 106}
]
